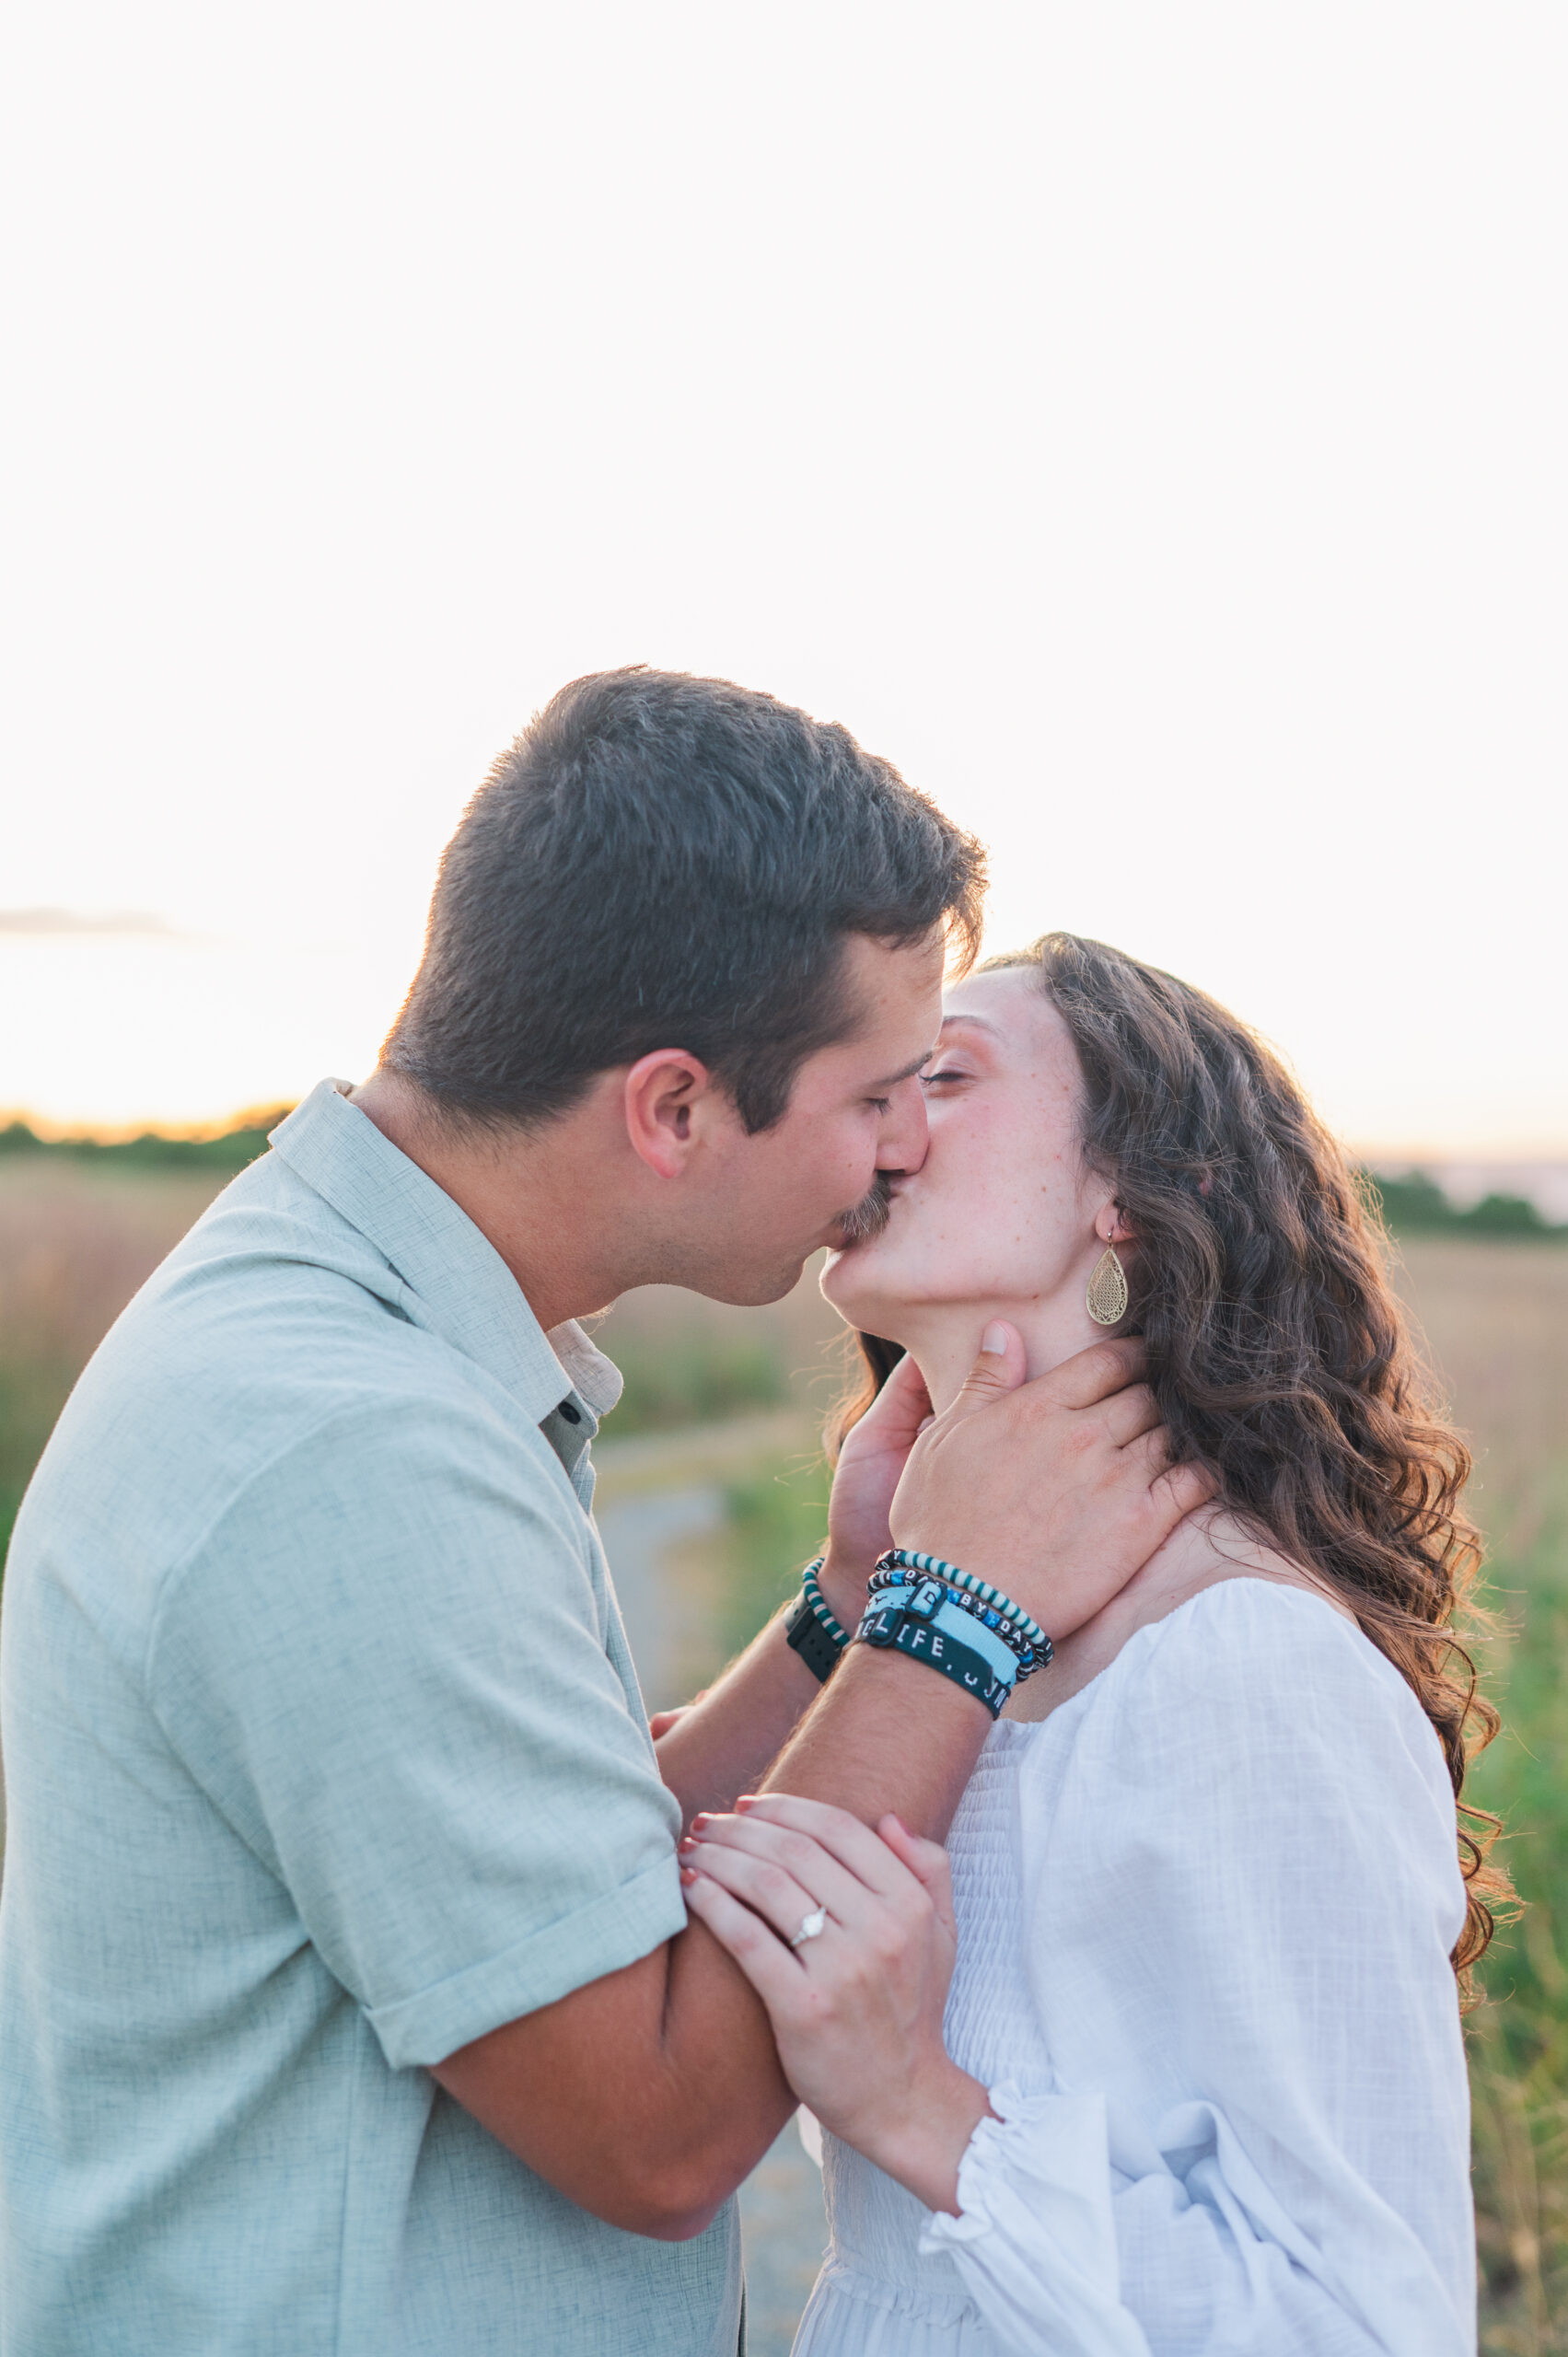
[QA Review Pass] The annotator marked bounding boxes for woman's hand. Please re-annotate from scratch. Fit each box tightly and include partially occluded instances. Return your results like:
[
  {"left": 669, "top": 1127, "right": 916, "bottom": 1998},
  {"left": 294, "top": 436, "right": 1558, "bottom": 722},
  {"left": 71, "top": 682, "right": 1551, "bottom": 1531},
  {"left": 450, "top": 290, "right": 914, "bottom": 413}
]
[
  {"left": 679, "top": 1792, "right": 992, "bottom": 2214},
  {"left": 820, "top": 1352, "right": 935, "bottom": 1617}
]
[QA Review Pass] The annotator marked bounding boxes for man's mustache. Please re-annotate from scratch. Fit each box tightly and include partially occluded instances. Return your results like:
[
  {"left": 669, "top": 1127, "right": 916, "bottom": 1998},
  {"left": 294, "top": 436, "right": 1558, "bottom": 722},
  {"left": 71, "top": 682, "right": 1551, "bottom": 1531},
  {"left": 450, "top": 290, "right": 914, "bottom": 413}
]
[{"left": 835, "top": 1171, "right": 894, "bottom": 1247}]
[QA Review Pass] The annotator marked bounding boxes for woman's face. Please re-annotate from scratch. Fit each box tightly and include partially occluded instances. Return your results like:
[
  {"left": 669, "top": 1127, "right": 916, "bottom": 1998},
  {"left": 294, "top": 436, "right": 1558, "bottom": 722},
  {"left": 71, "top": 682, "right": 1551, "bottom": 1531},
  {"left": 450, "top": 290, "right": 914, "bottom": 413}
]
[{"left": 820, "top": 965, "right": 1109, "bottom": 1341}]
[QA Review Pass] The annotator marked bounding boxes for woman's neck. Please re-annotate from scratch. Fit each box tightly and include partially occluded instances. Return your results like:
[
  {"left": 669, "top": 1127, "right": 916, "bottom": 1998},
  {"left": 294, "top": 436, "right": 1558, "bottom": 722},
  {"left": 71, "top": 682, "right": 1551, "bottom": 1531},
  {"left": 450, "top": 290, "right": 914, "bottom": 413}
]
[{"left": 903, "top": 1289, "right": 1106, "bottom": 1415}]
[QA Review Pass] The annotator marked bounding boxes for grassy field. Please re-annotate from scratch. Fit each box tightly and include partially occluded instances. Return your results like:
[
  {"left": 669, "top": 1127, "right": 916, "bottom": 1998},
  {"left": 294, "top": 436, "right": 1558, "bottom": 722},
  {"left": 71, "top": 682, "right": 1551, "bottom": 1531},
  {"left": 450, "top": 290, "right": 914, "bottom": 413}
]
[
  {"left": 1399, "top": 1241, "right": 1568, "bottom": 2349},
  {"left": 1, "top": 1163, "right": 1564, "bottom": 2345}
]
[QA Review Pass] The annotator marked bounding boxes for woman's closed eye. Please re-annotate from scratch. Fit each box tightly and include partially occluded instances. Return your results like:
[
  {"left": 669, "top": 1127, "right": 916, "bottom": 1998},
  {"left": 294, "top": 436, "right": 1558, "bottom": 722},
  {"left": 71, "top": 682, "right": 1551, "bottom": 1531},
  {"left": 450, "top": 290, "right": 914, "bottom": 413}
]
[{"left": 920, "top": 1066, "right": 972, "bottom": 1088}]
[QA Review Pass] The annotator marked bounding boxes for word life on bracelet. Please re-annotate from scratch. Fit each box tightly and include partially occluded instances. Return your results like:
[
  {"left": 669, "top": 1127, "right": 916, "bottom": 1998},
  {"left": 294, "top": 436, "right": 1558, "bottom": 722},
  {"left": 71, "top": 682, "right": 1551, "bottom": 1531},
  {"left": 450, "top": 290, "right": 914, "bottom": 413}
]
[
  {"left": 873, "top": 1548, "right": 1053, "bottom": 1676},
  {"left": 783, "top": 1556, "right": 851, "bottom": 1685},
  {"left": 855, "top": 1589, "right": 1015, "bottom": 1720}
]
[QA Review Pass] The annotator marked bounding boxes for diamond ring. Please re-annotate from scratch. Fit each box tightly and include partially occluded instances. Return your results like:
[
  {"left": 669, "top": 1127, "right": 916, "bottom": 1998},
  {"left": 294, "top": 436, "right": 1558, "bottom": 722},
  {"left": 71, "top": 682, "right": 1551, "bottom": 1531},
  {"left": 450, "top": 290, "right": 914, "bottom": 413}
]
[{"left": 788, "top": 1907, "right": 828, "bottom": 1949}]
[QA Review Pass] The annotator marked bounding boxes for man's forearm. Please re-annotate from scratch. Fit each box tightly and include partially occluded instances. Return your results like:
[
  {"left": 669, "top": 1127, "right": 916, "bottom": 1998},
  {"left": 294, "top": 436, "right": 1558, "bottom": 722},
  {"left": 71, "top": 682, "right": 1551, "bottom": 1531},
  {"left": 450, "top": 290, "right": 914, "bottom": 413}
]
[
  {"left": 627, "top": 1645, "right": 995, "bottom": 2222},
  {"left": 442, "top": 1643, "right": 993, "bottom": 2236},
  {"left": 646, "top": 1647, "right": 993, "bottom": 2206},
  {"left": 759, "top": 1639, "right": 989, "bottom": 1841}
]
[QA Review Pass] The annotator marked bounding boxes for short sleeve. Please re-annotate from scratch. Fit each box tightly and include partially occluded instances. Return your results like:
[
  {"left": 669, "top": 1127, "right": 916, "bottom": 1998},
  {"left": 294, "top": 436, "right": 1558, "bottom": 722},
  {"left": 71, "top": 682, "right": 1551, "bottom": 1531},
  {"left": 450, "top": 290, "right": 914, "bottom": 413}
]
[{"left": 145, "top": 1390, "right": 684, "bottom": 2068}]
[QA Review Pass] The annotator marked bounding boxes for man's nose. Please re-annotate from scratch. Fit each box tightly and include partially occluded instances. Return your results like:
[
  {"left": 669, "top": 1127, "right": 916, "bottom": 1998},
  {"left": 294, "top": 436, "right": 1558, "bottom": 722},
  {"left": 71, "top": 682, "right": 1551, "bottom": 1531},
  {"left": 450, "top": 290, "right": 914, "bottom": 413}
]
[{"left": 877, "top": 1076, "right": 929, "bottom": 1175}]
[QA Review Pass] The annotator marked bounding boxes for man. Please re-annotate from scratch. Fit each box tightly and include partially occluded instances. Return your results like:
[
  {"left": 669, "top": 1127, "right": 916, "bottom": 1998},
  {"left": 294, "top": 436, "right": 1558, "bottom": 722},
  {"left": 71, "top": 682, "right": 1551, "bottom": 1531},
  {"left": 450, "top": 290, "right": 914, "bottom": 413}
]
[{"left": 0, "top": 669, "right": 1202, "bottom": 2354}]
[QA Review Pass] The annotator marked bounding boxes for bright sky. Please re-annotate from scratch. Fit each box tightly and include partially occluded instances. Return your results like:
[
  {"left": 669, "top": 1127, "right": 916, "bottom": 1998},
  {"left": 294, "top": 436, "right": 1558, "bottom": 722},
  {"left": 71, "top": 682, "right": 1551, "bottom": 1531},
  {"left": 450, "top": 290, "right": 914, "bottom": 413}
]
[{"left": 2, "top": 6, "right": 1563, "bottom": 1148}]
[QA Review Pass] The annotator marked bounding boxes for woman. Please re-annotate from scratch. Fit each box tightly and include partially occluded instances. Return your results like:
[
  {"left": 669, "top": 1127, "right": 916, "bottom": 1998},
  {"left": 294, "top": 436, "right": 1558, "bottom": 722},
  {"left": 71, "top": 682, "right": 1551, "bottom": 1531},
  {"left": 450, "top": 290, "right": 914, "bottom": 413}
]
[{"left": 681, "top": 933, "right": 1502, "bottom": 2355}]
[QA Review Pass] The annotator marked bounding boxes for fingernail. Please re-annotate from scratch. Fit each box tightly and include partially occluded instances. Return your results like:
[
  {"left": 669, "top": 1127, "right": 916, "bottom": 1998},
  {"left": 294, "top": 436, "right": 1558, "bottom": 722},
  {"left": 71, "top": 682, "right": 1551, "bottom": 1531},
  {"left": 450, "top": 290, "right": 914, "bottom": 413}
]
[
  {"left": 981, "top": 1322, "right": 1008, "bottom": 1355},
  {"left": 691, "top": 1814, "right": 711, "bottom": 1830},
  {"left": 735, "top": 1795, "right": 756, "bottom": 1811},
  {"left": 679, "top": 1865, "right": 697, "bottom": 1885},
  {"left": 678, "top": 1836, "right": 696, "bottom": 1854}
]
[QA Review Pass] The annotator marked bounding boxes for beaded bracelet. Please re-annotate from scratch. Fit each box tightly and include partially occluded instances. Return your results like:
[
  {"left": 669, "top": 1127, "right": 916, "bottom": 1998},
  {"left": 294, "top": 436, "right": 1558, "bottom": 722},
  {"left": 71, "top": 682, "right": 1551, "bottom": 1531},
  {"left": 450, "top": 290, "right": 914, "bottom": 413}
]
[
  {"left": 866, "top": 1569, "right": 1042, "bottom": 1674},
  {"left": 863, "top": 1564, "right": 1047, "bottom": 1678},
  {"left": 867, "top": 1564, "right": 1037, "bottom": 1659},
  {"left": 873, "top": 1548, "right": 1054, "bottom": 1671},
  {"left": 783, "top": 1556, "right": 851, "bottom": 1684}
]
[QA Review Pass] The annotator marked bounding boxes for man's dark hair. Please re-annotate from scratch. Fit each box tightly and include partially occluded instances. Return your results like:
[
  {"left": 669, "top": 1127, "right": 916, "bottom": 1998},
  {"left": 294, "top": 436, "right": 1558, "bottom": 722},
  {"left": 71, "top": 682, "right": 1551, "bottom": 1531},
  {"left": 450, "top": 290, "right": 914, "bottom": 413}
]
[{"left": 382, "top": 668, "right": 986, "bottom": 1132}]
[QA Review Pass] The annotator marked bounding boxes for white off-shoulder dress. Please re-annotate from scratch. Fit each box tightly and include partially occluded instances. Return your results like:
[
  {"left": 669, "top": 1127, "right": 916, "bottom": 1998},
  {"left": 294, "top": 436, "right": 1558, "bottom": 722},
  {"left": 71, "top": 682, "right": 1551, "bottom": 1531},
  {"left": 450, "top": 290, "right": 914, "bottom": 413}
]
[{"left": 793, "top": 1579, "right": 1476, "bottom": 2356}]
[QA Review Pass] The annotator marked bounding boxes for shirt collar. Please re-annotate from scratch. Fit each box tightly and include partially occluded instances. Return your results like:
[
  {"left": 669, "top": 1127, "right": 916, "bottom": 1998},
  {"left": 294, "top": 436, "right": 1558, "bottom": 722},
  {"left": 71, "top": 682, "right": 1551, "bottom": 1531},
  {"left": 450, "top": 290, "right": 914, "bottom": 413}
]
[{"left": 267, "top": 1081, "right": 622, "bottom": 1430}]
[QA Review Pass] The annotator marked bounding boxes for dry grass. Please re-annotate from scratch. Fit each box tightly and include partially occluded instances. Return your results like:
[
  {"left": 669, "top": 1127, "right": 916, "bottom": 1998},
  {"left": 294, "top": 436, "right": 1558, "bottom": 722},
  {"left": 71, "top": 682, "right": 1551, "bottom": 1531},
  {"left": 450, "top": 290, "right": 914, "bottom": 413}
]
[
  {"left": 0, "top": 1162, "right": 227, "bottom": 1546},
  {"left": 1390, "top": 1239, "right": 1568, "bottom": 1551}
]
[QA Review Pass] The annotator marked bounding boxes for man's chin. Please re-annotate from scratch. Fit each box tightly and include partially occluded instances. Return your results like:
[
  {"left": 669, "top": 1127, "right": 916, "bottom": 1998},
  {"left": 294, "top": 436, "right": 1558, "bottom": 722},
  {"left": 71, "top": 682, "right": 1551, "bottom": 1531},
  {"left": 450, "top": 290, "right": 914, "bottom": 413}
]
[{"left": 694, "top": 1255, "right": 810, "bottom": 1310}]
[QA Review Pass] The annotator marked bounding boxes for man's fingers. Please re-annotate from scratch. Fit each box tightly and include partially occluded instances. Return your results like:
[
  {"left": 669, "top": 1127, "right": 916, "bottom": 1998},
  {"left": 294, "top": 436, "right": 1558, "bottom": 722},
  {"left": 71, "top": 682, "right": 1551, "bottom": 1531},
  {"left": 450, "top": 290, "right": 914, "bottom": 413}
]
[
  {"left": 1101, "top": 1381, "right": 1162, "bottom": 1448},
  {"left": 1124, "top": 1422, "right": 1173, "bottom": 1473},
  {"left": 1035, "top": 1335, "right": 1149, "bottom": 1410},
  {"left": 944, "top": 1320, "right": 1027, "bottom": 1418},
  {"left": 1122, "top": 1427, "right": 1220, "bottom": 1534},
  {"left": 1156, "top": 1460, "right": 1220, "bottom": 1522}
]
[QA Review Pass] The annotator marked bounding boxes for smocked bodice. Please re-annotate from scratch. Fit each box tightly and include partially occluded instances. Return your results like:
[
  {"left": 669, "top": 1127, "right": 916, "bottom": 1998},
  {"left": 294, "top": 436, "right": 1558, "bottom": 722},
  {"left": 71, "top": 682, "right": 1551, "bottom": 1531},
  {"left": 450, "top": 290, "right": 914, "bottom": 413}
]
[{"left": 808, "top": 1725, "right": 1051, "bottom": 2335}]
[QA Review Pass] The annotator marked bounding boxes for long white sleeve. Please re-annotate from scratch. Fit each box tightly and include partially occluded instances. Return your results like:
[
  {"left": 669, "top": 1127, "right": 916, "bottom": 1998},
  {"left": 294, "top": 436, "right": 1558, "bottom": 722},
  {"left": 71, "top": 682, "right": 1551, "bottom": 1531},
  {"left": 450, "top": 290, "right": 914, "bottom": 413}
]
[{"left": 919, "top": 1582, "right": 1475, "bottom": 2357}]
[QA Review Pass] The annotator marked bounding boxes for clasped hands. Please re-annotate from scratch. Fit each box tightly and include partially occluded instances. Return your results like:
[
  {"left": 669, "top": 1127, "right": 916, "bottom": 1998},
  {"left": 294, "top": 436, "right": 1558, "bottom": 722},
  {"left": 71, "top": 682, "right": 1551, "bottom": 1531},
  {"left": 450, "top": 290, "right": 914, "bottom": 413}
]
[
  {"left": 680, "top": 1326, "right": 1211, "bottom": 2214},
  {"left": 680, "top": 1791, "right": 988, "bottom": 2217}
]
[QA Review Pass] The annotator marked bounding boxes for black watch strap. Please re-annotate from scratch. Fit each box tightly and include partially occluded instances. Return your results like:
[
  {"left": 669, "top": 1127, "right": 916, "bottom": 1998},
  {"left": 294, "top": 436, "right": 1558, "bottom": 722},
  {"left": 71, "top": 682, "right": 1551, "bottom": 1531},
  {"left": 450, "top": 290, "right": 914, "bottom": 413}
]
[{"left": 784, "top": 1587, "right": 846, "bottom": 1684}]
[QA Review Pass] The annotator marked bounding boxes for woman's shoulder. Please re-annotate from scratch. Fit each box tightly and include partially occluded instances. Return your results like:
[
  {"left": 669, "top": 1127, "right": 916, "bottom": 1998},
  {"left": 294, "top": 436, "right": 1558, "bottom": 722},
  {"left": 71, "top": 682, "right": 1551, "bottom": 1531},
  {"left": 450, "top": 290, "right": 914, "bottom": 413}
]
[
  {"left": 1150, "top": 1569, "right": 1372, "bottom": 1656},
  {"left": 1038, "top": 1576, "right": 1454, "bottom": 1812},
  {"left": 1003, "top": 1572, "right": 1468, "bottom": 1952},
  {"left": 1124, "top": 1574, "right": 1413, "bottom": 1713}
]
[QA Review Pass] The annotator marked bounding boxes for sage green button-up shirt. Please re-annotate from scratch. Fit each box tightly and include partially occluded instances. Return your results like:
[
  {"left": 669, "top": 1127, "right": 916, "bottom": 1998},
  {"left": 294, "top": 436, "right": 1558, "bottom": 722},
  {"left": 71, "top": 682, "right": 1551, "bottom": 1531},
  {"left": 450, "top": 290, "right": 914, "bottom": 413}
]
[{"left": 0, "top": 1080, "right": 740, "bottom": 2356}]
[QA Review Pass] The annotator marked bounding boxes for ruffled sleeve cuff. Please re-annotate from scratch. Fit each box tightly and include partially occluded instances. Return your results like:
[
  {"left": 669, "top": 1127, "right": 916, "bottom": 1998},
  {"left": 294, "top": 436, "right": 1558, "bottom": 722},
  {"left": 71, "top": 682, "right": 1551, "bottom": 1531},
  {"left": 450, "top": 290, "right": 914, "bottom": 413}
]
[{"left": 917, "top": 2084, "right": 1149, "bottom": 2357}]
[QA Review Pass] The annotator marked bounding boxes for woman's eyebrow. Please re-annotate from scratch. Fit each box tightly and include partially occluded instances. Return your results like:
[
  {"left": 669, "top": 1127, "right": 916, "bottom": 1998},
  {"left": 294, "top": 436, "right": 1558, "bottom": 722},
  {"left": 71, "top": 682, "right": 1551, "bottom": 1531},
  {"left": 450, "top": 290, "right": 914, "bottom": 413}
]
[{"left": 937, "top": 1013, "right": 1001, "bottom": 1038}]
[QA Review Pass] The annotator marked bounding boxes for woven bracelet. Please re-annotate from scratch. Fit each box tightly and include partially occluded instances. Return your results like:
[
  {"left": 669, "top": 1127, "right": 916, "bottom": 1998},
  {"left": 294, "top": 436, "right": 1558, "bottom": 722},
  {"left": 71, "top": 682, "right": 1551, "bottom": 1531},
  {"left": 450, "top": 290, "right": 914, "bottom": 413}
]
[{"left": 855, "top": 1597, "right": 1013, "bottom": 1720}]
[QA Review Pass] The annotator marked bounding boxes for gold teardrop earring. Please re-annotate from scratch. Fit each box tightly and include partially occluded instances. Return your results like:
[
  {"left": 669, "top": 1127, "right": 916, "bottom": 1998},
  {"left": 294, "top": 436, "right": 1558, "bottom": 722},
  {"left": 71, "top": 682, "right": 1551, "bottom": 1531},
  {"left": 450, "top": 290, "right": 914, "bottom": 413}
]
[{"left": 1086, "top": 1242, "right": 1129, "bottom": 1327}]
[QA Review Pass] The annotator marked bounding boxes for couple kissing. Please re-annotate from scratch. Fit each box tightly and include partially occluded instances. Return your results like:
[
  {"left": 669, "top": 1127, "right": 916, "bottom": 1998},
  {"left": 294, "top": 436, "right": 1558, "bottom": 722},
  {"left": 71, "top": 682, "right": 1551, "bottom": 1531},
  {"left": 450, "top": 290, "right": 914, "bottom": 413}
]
[{"left": 0, "top": 668, "right": 1493, "bottom": 2355}]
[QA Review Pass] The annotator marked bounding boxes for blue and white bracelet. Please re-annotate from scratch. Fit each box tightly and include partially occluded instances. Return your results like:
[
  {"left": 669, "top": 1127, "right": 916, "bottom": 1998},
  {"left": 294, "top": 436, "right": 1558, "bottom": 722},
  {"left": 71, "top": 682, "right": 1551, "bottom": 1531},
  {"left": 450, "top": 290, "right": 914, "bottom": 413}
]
[
  {"left": 871, "top": 1548, "right": 1053, "bottom": 1678},
  {"left": 785, "top": 1547, "right": 1055, "bottom": 1702}
]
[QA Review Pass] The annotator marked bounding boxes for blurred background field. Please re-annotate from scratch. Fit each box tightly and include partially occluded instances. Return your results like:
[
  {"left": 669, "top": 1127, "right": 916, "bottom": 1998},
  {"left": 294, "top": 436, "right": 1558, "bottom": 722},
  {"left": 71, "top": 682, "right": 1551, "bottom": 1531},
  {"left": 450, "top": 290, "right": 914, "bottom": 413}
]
[{"left": 1, "top": 1139, "right": 1565, "bottom": 2351}]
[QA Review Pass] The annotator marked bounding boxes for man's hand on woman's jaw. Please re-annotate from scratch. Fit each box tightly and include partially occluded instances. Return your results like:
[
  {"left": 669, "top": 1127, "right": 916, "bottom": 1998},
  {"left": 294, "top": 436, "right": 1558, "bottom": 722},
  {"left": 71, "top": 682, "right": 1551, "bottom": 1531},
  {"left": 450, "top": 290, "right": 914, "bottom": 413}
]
[
  {"left": 816, "top": 1351, "right": 940, "bottom": 1624},
  {"left": 881, "top": 1323, "right": 1216, "bottom": 1642}
]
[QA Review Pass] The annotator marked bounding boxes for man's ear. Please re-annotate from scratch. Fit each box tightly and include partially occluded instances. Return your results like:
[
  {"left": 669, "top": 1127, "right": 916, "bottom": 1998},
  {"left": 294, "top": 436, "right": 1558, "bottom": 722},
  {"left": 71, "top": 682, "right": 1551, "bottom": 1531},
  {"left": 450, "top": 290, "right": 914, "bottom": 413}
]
[{"left": 622, "top": 1051, "right": 715, "bottom": 1179}]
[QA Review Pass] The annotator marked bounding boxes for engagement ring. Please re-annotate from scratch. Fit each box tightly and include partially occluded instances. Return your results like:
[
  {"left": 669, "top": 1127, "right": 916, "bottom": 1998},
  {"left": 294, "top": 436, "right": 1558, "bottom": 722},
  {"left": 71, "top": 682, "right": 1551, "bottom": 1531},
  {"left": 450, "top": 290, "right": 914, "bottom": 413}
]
[{"left": 789, "top": 1907, "right": 828, "bottom": 1948}]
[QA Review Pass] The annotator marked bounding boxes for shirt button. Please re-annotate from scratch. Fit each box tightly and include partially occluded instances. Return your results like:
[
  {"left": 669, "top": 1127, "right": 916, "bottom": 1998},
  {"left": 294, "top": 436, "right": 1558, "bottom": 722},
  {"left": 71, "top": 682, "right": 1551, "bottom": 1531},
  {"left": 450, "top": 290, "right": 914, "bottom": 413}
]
[{"left": 558, "top": 1400, "right": 582, "bottom": 1425}]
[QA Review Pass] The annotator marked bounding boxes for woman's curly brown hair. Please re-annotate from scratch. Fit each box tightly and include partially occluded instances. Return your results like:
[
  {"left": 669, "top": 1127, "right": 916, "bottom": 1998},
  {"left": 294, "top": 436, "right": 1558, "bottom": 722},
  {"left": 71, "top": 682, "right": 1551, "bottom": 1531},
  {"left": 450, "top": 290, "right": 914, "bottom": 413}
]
[{"left": 840, "top": 930, "right": 1510, "bottom": 1994}]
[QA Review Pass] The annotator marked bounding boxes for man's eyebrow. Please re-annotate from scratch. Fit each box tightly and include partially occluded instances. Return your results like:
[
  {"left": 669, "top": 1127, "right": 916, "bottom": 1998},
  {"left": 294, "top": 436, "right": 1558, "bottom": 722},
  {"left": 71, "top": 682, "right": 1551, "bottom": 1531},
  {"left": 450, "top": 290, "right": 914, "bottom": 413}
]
[{"left": 874, "top": 1045, "right": 942, "bottom": 1088}]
